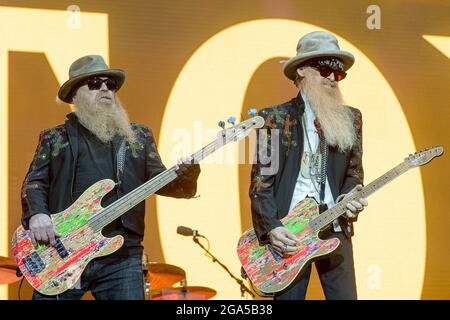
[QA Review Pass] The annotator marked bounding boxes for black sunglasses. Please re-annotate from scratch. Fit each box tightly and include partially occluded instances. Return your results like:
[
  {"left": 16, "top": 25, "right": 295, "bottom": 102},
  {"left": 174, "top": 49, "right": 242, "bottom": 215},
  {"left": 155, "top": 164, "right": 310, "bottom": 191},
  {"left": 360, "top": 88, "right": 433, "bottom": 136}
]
[
  {"left": 311, "top": 65, "right": 347, "bottom": 81},
  {"left": 82, "top": 77, "right": 119, "bottom": 91}
]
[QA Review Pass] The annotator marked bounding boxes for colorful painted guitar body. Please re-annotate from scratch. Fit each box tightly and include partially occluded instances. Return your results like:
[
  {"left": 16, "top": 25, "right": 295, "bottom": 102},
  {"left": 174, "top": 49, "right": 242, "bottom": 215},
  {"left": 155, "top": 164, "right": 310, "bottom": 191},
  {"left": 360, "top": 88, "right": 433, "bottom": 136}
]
[
  {"left": 237, "top": 198, "right": 339, "bottom": 295},
  {"left": 237, "top": 145, "right": 443, "bottom": 296},
  {"left": 12, "top": 179, "right": 123, "bottom": 295}
]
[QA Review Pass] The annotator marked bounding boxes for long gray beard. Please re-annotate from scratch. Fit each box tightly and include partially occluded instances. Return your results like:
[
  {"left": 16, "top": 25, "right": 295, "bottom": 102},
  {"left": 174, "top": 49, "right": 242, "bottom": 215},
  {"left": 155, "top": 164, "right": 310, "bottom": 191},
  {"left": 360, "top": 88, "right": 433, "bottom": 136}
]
[
  {"left": 74, "top": 97, "right": 135, "bottom": 144},
  {"left": 301, "top": 69, "right": 357, "bottom": 152}
]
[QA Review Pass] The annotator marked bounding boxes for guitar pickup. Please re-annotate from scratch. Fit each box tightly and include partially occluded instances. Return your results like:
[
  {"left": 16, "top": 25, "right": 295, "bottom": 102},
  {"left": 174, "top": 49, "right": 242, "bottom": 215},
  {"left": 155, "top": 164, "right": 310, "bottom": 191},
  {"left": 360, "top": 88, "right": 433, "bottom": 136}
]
[
  {"left": 22, "top": 252, "right": 45, "bottom": 276},
  {"left": 52, "top": 239, "right": 69, "bottom": 258},
  {"left": 267, "top": 245, "right": 283, "bottom": 262}
]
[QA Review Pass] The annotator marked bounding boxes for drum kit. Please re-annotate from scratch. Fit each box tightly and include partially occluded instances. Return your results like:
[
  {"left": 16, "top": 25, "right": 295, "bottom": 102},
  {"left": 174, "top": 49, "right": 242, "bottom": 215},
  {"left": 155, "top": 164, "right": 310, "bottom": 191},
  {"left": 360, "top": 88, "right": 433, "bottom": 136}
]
[{"left": 142, "top": 251, "right": 216, "bottom": 300}]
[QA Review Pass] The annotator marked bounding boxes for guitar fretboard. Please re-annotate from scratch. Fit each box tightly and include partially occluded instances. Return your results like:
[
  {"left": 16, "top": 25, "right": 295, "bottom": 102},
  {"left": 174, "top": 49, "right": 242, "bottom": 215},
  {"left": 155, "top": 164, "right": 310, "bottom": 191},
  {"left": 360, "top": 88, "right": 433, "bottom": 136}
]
[{"left": 309, "top": 161, "right": 410, "bottom": 232}]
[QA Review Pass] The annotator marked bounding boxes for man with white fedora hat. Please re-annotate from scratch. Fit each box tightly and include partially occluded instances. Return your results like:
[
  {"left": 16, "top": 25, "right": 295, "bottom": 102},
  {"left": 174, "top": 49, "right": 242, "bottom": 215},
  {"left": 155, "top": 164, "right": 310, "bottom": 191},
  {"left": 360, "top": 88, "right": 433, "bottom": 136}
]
[
  {"left": 249, "top": 31, "right": 368, "bottom": 300},
  {"left": 21, "top": 55, "right": 201, "bottom": 300}
]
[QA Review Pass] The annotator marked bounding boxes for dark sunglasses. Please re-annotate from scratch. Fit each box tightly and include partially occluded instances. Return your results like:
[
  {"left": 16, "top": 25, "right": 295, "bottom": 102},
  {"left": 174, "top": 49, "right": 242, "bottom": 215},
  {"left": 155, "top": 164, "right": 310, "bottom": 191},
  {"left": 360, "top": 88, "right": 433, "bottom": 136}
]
[
  {"left": 311, "top": 65, "right": 347, "bottom": 81},
  {"left": 83, "top": 77, "right": 118, "bottom": 91}
]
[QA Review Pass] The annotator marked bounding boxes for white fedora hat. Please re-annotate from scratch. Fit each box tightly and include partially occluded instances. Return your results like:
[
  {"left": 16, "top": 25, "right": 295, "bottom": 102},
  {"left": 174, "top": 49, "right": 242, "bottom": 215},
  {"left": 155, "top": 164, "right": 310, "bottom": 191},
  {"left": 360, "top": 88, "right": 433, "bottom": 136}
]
[{"left": 283, "top": 31, "right": 355, "bottom": 80}]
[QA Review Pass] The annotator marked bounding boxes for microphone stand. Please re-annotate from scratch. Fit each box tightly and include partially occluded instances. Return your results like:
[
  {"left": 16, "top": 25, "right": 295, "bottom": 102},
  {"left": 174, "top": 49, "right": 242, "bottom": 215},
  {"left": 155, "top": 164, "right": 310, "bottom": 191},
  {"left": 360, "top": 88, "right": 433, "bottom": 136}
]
[{"left": 192, "top": 235, "right": 255, "bottom": 300}]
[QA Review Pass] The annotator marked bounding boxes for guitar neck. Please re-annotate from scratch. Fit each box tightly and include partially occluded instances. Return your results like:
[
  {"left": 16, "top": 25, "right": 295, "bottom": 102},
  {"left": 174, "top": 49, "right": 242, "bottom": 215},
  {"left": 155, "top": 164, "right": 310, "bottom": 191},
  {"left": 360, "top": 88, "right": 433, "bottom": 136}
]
[
  {"left": 88, "top": 138, "right": 221, "bottom": 232},
  {"left": 309, "top": 161, "right": 411, "bottom": 232}
]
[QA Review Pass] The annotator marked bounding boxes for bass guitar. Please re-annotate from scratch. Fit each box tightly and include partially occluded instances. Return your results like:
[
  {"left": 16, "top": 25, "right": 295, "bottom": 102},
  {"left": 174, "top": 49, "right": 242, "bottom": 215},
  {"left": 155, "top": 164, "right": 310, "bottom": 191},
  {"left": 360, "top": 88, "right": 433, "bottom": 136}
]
[{"left": 237, "top": 145, "right": 443, "bottom": 296}]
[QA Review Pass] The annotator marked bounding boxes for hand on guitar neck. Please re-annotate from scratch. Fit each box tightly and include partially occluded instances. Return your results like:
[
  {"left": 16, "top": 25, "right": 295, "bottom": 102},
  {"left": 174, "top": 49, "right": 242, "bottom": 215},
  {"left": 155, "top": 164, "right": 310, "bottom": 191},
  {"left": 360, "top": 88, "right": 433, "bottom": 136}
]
[
  {"left": 268, "top": 226, "right": 301, "bottom": 257},
  {"left": 175, "top": 156, "right": 201, "bottom": 181},
  {"left": 341, "top": 184, "right": 368, "bottom": 220}
]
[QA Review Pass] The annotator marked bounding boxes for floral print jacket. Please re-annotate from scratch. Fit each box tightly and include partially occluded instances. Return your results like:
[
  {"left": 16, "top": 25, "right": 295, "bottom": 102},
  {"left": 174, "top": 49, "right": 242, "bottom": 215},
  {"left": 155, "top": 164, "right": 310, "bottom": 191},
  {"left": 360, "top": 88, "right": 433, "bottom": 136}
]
[
  {"left": 21, "top": 113, "right": 198, "bottom": 235},
  {"left": 249, "top": 93, "right": 363, "bottom": 243}
]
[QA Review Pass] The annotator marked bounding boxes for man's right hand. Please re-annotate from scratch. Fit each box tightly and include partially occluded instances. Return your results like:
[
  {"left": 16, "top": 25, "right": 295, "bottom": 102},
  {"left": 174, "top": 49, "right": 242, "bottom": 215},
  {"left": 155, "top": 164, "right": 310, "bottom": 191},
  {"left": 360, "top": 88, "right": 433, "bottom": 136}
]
[
  {"left": 268, "top": 226, "right": 300, "bottom": 257},
  {"left": 29, "top": 213, "right": 60, "bottom": 246}
]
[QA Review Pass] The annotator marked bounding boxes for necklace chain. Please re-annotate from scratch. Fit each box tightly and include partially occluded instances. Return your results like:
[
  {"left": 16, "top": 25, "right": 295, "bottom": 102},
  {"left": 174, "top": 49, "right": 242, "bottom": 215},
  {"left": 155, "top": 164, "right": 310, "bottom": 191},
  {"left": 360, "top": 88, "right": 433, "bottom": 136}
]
[{"left": 301, "top": 113, "right": 322, "bottom": 196}]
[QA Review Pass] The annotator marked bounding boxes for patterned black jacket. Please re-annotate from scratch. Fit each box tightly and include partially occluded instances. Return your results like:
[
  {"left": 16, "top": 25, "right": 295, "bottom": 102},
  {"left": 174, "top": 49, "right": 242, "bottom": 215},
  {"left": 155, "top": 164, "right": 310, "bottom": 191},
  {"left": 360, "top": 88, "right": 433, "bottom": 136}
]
[
  {"left": 250, "top": 93, "right": 363, "bottom": 244},
  {"left": 21, "top": 113, "right": 198, "bottom": 236}
]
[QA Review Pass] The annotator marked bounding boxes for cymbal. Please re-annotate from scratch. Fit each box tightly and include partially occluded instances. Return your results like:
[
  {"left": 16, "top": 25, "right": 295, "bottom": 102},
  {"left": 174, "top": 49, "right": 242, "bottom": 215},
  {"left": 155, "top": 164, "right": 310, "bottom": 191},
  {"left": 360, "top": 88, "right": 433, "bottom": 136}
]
[
  {"left": 150, "top": 286, "right": 216, "bottom": 300},
  {"left": 146, "top": 263, "right": 186, "bottom": 290},
  {"left": 0, "top": 256, "right": 22, "bottom": 285}
]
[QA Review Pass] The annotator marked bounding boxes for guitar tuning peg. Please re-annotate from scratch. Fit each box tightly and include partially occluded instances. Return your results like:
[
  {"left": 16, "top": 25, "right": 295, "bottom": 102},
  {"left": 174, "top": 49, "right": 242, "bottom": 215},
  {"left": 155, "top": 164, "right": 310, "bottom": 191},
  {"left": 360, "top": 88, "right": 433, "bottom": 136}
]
[
  {"left": 247, "top": 108, "right": 257, "bottom": 117},
  {"left": 218, "top": 121, "right": 225, "bottom": 129},
  {"left": 227, "top": 116, "right": 236, "bottom": 125}
]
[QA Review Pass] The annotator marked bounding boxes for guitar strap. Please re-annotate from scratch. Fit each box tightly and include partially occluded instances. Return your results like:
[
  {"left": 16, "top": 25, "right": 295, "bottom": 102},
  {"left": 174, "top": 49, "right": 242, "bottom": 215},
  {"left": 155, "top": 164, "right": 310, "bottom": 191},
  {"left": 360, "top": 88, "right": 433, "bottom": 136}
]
[
  {"left": 319, "top": 134, "right": 327, "bottom": 204},
  {"left": 116, "top": 138, "right": 126, "bottom": 187},
  {"left": 318, "top": 134, "right": 328, "bottom": 213}
]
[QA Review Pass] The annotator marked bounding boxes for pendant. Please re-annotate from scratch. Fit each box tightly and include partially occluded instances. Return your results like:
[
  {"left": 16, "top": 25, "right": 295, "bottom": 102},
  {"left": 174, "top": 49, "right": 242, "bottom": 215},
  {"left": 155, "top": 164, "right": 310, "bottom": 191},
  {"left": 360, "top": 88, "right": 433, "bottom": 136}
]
[{"left": 301, "top": 152, "right": 322, "bottom": 183}]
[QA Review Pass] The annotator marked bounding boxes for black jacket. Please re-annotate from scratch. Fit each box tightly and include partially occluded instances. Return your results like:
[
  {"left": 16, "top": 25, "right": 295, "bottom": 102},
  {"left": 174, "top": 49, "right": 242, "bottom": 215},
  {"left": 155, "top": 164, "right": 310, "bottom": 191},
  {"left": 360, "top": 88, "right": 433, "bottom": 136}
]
[
  {"left": 249, "top": 93, "right": 364, "bottom": 244},
  {"left": 21, "top": 113, "right": 198, "bottom": 236}
]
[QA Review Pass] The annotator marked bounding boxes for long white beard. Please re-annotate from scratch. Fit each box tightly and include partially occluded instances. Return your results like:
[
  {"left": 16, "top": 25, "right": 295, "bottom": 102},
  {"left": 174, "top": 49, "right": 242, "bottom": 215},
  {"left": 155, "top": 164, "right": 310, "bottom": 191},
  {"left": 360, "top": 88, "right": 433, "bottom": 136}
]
[
  {"left": 74, "top": 96, "right": 135, "bottom": 144},
  {"left": 300, "top": 68, "right": 357, "bottom": 152}
]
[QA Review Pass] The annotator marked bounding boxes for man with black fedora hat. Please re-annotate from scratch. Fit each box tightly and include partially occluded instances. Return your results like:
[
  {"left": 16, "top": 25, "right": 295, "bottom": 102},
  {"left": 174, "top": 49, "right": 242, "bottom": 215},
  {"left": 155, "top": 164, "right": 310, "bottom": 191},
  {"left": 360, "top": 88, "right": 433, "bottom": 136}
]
[
  {"left": 21, "top": 55, "right": 201, "bottom": 300},
  {"left": 249, "top": 31, "right": 368, "bottom": 300}
]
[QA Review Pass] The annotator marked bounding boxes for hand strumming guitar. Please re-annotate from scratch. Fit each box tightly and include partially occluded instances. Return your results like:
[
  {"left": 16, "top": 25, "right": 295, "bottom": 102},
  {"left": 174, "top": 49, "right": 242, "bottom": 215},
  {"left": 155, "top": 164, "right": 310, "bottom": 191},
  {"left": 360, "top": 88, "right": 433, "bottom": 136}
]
[
  {"left": 29, "top": 213, "right": 61, "bottom": 247},
  {"left": 268, "top": 226, "right": 300, "bottom": 257}
]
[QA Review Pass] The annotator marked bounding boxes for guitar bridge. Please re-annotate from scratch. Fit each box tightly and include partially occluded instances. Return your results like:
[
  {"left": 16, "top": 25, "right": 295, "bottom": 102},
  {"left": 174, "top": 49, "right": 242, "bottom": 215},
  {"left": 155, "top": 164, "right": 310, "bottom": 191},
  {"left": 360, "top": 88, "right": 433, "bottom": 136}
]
[{"left": 22, "top": 252, "right": 45, "bottom": 276}]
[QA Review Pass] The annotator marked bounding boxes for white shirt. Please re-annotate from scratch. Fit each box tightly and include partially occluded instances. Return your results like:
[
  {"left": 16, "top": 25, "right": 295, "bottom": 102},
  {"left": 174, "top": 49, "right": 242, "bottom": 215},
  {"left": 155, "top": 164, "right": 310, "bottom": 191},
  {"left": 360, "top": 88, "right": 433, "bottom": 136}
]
[{"left": 287, "top": 91, "right": 342, "bottom": 232}]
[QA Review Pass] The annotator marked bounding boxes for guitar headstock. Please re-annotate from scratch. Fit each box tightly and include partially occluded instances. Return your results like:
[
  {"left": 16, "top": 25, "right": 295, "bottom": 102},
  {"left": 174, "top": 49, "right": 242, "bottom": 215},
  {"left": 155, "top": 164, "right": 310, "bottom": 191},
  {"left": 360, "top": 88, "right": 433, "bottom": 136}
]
[
  {"left": 217, "top": 115, "right": 264, "bottom": 143},
  {"left": 186, "top": 114, "right": 265, "bottom": 164},
  {"left": 405, "top": 145, "right": 444, "bottom": 167}
]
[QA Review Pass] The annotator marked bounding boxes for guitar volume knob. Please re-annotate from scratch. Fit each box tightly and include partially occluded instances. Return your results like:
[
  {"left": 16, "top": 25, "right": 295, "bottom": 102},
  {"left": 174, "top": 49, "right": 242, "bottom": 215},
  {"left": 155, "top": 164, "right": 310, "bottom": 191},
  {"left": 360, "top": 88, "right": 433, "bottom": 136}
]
[{"left": 51, "top": 280, "right": 61, "bottom": 287}]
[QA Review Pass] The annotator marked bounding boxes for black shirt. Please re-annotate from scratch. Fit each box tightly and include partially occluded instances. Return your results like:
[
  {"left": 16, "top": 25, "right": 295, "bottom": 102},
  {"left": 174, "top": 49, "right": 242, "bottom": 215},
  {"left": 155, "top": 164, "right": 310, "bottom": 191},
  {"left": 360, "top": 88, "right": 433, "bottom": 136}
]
[{"left": 73, "top": 124, "right": 142, "bottom": 253}]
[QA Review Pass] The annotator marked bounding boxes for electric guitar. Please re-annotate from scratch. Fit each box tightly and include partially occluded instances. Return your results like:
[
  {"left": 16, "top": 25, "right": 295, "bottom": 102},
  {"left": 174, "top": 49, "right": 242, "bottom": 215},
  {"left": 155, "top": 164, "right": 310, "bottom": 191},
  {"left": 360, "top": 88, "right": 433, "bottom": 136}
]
[
  {"left": 12, "top": 115, "right": 264, "bottom": 295},
  {"left": 237, "top": 145, "right": 444, "bottom": 296}
]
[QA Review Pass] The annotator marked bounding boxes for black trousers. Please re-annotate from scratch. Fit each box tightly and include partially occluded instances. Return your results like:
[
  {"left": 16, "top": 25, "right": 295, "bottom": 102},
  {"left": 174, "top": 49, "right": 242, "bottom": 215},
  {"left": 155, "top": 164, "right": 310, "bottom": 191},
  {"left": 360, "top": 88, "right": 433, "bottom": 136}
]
[{"left": 274, "top": 229, "right": 357, "bottom": 300}]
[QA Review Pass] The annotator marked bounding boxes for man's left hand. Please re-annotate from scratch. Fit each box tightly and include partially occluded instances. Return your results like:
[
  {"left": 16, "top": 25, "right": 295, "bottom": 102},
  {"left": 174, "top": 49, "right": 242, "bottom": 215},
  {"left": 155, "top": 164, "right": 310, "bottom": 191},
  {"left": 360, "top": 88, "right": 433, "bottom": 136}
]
[
  {"left": 343, "top": 184, "right": 368, "bottom": 219},
  {"left": 175, "top": 156, "right": 201, "bottom": 181}
]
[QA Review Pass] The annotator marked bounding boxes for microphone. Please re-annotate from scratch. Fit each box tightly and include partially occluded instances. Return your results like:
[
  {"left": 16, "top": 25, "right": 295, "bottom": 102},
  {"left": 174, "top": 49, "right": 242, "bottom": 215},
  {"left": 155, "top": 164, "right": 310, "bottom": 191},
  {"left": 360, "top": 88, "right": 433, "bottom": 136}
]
[{"left": 177, "top": 226, "right": 202, "bottom": 238}]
